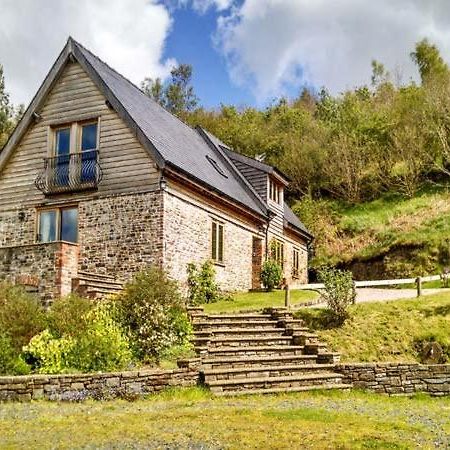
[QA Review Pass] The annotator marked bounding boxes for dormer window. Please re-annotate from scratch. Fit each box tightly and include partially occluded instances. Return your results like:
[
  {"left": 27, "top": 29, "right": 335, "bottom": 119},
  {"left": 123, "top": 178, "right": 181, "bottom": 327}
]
[{"left": 269, "top": 178, "right": 282, "bottom": 204}]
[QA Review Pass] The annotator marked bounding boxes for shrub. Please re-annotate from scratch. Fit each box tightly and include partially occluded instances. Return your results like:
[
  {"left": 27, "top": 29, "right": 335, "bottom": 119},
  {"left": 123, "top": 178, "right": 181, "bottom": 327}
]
[
  {"left": 69, "top": 301, "right": 132, "bottom": 372},
  {"left": 24, "top": 302, "right": 132, "bottom": 374},
  {"left": 317, "top": 266, "right": 356, "bottom": 325},
  {"left": 0, "top": 332, "right": 30, "bottom": 375},
  {"left": 187, "top": 260, "right": 228, "bottom": 304},
  {"left": 46, "top": 294, "right": 94, "bottom": 338},
  {"left": 116, "top": 267, "right": 192, "bottom": 361},
  {"left": 0, "top": 282, "right": 46, "bottom": 352},
  {"left": 260, "top": 260, "right": 283, "bottom": 291}
]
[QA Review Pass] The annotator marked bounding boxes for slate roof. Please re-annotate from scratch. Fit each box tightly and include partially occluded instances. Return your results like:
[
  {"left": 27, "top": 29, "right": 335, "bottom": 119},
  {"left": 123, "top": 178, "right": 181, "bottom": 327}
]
[
  {"left": 283, "top": 203, "right": 312, "bottom": 237},
  {"left": 71, "top": 39, "right": 268, "bottom": 217}
]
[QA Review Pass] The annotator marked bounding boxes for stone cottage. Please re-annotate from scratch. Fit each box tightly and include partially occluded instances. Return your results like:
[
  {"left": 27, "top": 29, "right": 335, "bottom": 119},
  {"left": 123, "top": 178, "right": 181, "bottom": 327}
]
[{"left": 0, "top": 38, "right": 312, "bottom": 302}]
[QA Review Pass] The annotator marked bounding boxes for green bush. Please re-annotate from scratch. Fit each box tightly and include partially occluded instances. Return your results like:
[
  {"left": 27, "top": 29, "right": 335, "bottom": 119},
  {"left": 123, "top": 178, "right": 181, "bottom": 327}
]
[
  {"left": 260, "top": 260, "right": 283, "bottom": 291},
  {"left": 0, "top": 332, "right": 30, "bottom": 375},
  {"left": 24, "top": 302, "right": 132, "bottom": 374},
  {"left": 317, "top": 266, "right": 356, "bottom": 325},
  {"left": 187, "top": 260, "right": 230, "bottom": 304},
  {"left": 46, "top": 294, "right": 94, "bottom": 338},
  {"left": 0, "top": 282, "right": 46, "bottom": 352},
  {"left": 116, "top": 267, "right": 192, "bottom": 361}
]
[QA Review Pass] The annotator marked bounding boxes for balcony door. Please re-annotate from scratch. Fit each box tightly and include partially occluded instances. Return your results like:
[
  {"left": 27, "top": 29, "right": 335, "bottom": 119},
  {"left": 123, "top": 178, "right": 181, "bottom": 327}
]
[
  {"left": 55, "top": 127, "right": 71, "bottom": 186},
  {"left": 80, "top": 123, "right": 98, "bottom": 183}
]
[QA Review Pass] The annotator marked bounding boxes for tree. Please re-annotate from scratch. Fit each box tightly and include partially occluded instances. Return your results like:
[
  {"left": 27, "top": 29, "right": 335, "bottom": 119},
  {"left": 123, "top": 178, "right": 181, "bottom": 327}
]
[
  {"left": 141, "top": 63, "right": 199, "bottom": 117},
  {"left": 0, "top": 64, "right": 14, "bottom": 149},
  {"left": 411, "top": 39, "right": 449, "bottom": 84}
]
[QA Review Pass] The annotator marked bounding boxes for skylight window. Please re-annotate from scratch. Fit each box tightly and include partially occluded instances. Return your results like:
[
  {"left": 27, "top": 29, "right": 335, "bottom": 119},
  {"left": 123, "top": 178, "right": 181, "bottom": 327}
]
[{"left": 206, "top": 155, "right": 228, "bottom": 178}]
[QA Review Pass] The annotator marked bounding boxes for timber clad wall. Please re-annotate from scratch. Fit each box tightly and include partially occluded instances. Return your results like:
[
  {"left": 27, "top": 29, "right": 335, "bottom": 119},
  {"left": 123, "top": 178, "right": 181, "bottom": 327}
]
[{"left": 0, "top": 60, "right": 159, "bottom": 214}]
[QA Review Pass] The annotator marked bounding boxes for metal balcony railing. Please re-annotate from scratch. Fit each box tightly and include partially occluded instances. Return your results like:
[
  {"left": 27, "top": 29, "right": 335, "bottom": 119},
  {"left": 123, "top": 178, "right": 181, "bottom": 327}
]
[{"left": 35, "top": 150, "right": 103, "bottom": 194}]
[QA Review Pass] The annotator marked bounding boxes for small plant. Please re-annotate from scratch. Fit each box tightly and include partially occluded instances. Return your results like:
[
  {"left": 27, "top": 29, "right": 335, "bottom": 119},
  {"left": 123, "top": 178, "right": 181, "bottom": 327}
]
[
  {"left": 317, "top": 266, "right": 355, "bottom": 325},
  {"left": 260, "top": 260, "right": 283, "bottom": 291},
  {"left": 115, "top": 267, "right": 192, "bottom": 361},
  {"left": 187, "top": 260, "right": 230, "bottom": 304}
]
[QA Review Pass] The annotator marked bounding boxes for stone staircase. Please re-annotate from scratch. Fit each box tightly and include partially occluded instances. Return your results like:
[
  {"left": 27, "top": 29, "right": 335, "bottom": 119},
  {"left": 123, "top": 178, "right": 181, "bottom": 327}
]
[
  {"left": 187, "top": 307, "right": 350, "bottom": 396},
  {"left": 71, "top": 271, "right": 123, "bottom": 299}
]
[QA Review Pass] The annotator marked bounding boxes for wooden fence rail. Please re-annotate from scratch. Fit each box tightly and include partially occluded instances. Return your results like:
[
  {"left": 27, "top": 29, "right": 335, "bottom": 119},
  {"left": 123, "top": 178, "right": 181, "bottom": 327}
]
[{"left": 297, "top": 274, "right": 444, "bottom": 298}]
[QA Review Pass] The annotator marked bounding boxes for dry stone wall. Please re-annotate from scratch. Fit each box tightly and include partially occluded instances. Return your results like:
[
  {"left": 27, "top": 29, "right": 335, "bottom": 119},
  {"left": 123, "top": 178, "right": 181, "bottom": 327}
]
[
  {"left": 336, "top": 363, "right": 450, "bottom": 396},
  {"left": 0, "top": 365, "right": 200, "bottom": 402}
]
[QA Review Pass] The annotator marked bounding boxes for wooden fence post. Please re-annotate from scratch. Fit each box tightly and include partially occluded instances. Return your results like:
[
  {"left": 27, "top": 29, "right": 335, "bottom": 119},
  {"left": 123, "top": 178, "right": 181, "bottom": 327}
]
[
  {"left": 416, "top": 276, "right": 422, "bottom": 297},
  {"left": 285, "top": 284, "right": 290, "bottom": 309}
]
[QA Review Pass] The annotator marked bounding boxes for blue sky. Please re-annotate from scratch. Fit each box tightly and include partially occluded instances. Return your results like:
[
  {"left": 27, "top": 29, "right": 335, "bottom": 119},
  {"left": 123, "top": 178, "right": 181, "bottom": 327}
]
[
  {"left": 2, "top": 0, "right": 449, "bottom": 109},
  {"left": 162, "top": 6, "right": 256, "bottom": 108}
]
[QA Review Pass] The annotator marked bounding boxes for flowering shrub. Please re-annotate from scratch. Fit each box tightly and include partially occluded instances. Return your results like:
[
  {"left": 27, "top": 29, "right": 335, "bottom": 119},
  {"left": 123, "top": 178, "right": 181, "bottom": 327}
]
[
  {"left": 116, "top": 267, "right": 192, "bottom": 360},
  {"left": 0, "top": 332, "right": 30, "bottom": 375}
]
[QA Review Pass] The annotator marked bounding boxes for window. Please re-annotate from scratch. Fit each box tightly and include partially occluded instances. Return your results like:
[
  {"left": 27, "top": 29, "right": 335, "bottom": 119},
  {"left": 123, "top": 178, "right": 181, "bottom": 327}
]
[
  {"left": 269, "top": 178, "right": 282, "bottom": 204},
  {"left": 292, "top": 248, "right": 300, "bottom": 278},
  {"left": 80, "top": 123, "right": 98, "bottom": 183},
  {"left": 271, "top": 239, "right": 284, "bottom": 268},
  {"left": 211, "top": 220, "right": 224, "bottom": 263},
  {"left": 37, "top": 207, "right": 78, "bottom": 243},
  {"left": 55, "top": 127, "right": 71, "bottom": 186}
]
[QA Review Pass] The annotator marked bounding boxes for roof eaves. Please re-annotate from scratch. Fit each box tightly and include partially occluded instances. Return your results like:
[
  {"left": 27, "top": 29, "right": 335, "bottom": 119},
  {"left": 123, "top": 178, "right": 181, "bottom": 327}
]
[
  {"left": 69, "top": 39, "right": 166, "bottom": 170},
  {"left": 0, "top": 39, "right": 73, "bottom": 173}
]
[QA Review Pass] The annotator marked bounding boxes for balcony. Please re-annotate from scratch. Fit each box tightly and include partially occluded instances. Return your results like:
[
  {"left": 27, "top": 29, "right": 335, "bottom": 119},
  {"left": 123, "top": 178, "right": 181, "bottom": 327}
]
[{"left": 35, "top": 150, "right": 103, "bottom": 195}]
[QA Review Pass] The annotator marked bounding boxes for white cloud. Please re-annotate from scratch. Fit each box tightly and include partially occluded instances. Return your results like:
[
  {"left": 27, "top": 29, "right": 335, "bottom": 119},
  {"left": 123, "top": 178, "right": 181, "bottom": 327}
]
[
  {"left": 169, "top": 0, "right": 234, "bottom": 14},
  {"left": 215, "top": 0, "right": 450, "bottom": 101},
  {"left": 0, "top": 0, "right": 176, "bottom": 105}
]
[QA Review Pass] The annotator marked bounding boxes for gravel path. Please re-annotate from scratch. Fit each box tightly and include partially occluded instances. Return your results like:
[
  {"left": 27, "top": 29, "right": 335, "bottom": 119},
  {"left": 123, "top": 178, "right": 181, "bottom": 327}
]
[{"left": 355, "top": 287, "right": 448, "bottom": 303}]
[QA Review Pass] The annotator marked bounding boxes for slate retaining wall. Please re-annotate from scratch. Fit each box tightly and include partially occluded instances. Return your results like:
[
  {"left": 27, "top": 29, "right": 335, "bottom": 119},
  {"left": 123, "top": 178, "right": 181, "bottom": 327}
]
[{"left": 336, "top": 363, "right": 450, "bottom": 396}]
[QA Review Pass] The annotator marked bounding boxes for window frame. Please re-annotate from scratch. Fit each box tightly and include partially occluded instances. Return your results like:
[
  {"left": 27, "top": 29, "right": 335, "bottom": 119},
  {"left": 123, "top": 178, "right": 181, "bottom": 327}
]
[
  {"left": 271, "top": 239, "right": 284, "bottom": 268},
  {"left": 36, "top": 206, "right": 79, "bottom": 244},
  {"left": 211, "top": 219, "right": 224, "bottom": 264},
  {"left": 292, "top": 247, "right": 300, "bottom": 279}
]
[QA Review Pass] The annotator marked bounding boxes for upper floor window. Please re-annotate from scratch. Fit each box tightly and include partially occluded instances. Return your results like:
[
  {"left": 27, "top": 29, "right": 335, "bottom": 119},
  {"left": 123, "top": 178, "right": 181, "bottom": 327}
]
[
  {"left": 211, "top": 220, "right": 224, "bottom": 264},
  {"left": 38, "top": 207, "right": 78, "bottom": 243},
  {"left": 269, "top": 178, "right": 282, "bottom": 204},
  {"left": 292, "top": 248, "right": 300, "bottom": 279}
]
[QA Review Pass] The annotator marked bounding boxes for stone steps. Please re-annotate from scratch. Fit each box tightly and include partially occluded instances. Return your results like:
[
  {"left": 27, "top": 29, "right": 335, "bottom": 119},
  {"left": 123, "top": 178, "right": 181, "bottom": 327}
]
[
  {"left": 72, "top": 271, "right": 123, "bottom": 299},
  {"left": 213, "top": 383, "right": 353, "bottom": 397},
  {"left": 187, "top": 307, "right": 344, "bottom": 396},
  {"left": 203, "top": 363, "right": 336, "bottom": 381},
  {"left": 201, "top": 354, "right": 319, "bottom": 369},
  {"left": 208, "top": 372, "right": 345, "bottom": 393}
]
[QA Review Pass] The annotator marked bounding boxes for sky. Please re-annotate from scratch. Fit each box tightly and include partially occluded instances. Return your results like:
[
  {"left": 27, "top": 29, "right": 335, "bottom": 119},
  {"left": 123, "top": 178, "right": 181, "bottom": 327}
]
[{"left": 1, "top": 0, "right": 450, "bottom": 109}]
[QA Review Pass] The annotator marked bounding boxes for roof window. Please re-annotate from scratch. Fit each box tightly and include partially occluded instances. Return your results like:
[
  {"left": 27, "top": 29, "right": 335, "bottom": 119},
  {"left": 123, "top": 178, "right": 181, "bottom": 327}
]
[{"left": 206, "top": 155, "right": 228, "bottom": 178}]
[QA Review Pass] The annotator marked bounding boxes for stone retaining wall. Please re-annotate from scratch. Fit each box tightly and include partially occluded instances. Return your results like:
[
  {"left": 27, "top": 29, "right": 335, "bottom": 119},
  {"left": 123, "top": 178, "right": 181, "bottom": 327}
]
[
  {"left": 0, "top": 364, "right": 200, "bottom": 402},
  {"left": 336, "top": 363, "right": 450, "bottom": 396}
]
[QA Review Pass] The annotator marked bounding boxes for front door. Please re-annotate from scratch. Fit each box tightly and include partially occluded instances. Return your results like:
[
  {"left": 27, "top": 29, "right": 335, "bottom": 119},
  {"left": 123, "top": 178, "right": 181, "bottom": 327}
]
[{"left": 251, "top": 237, "right": 263, "bottom": 290}]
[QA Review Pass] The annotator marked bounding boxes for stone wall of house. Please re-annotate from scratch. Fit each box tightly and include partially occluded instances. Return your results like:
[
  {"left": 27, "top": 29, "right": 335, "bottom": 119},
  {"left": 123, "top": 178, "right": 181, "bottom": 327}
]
[
  {"left": 0, "top": 242, "right": 78, "bottom": 303},
  {"left": 0, "top": 208, "right": 36, "bottom": 247},
  {"left": 0, "top": 363, "right": 200, "bottom": 402},
  {"left": 336, "top": 363, "right": 450, "bottom": 396},
  {"left": 78, "top": 191, "right": 164, "bottom": 281},
  {"left": 163, "top": 189, "right": 258, "bottom": 292}
]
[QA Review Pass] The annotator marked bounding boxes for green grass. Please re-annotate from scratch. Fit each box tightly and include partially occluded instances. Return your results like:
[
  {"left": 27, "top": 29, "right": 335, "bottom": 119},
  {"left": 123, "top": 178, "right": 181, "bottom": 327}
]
[
  {"left": 296, "top": 292, "right": 450, "bottom": 363},
  {"left": 307, "top": 186, "right": 450, "bottom": 276},
  {"left": 0, "top": 388, "right": 448, "bottom": 449},
  {"left": 203, "top": 289, "right": 319, "bottom": 314}
]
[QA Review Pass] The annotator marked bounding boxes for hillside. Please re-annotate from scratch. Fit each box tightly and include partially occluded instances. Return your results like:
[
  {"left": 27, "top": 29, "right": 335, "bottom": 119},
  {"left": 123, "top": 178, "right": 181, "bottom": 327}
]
[
  {"left": 296, "top": 292, "right": 450, "bottom": 363},
  {"left": 293, "top": 186, "right": 450, "bottom": 279}
]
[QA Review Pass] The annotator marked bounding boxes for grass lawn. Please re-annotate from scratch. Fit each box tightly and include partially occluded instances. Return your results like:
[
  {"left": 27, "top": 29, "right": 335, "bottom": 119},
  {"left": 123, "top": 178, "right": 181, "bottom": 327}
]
[
  {"left": 0, "top": 388, "right": 448, "bottom": 449},
  {"left": 296, "top": 291, "right": 450, "bottom": 363},
  {"left": 203, "top": 289, "right": 319, "bottom": 314}
]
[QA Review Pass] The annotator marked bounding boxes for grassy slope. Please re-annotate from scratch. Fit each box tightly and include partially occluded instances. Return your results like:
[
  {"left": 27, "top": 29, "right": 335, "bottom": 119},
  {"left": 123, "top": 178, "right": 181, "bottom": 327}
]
[
  {"left": 303, "top": 187, "right": 450, "bottom": 277},
  {"left": 296, "top": 292, "right": 450, "bottom": 363},
  {"left": 204, "top": 289, "right": 319, "bottom": 314},
  {"left": 1, "top": 388, "right": 449, "bottom": 448}
]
